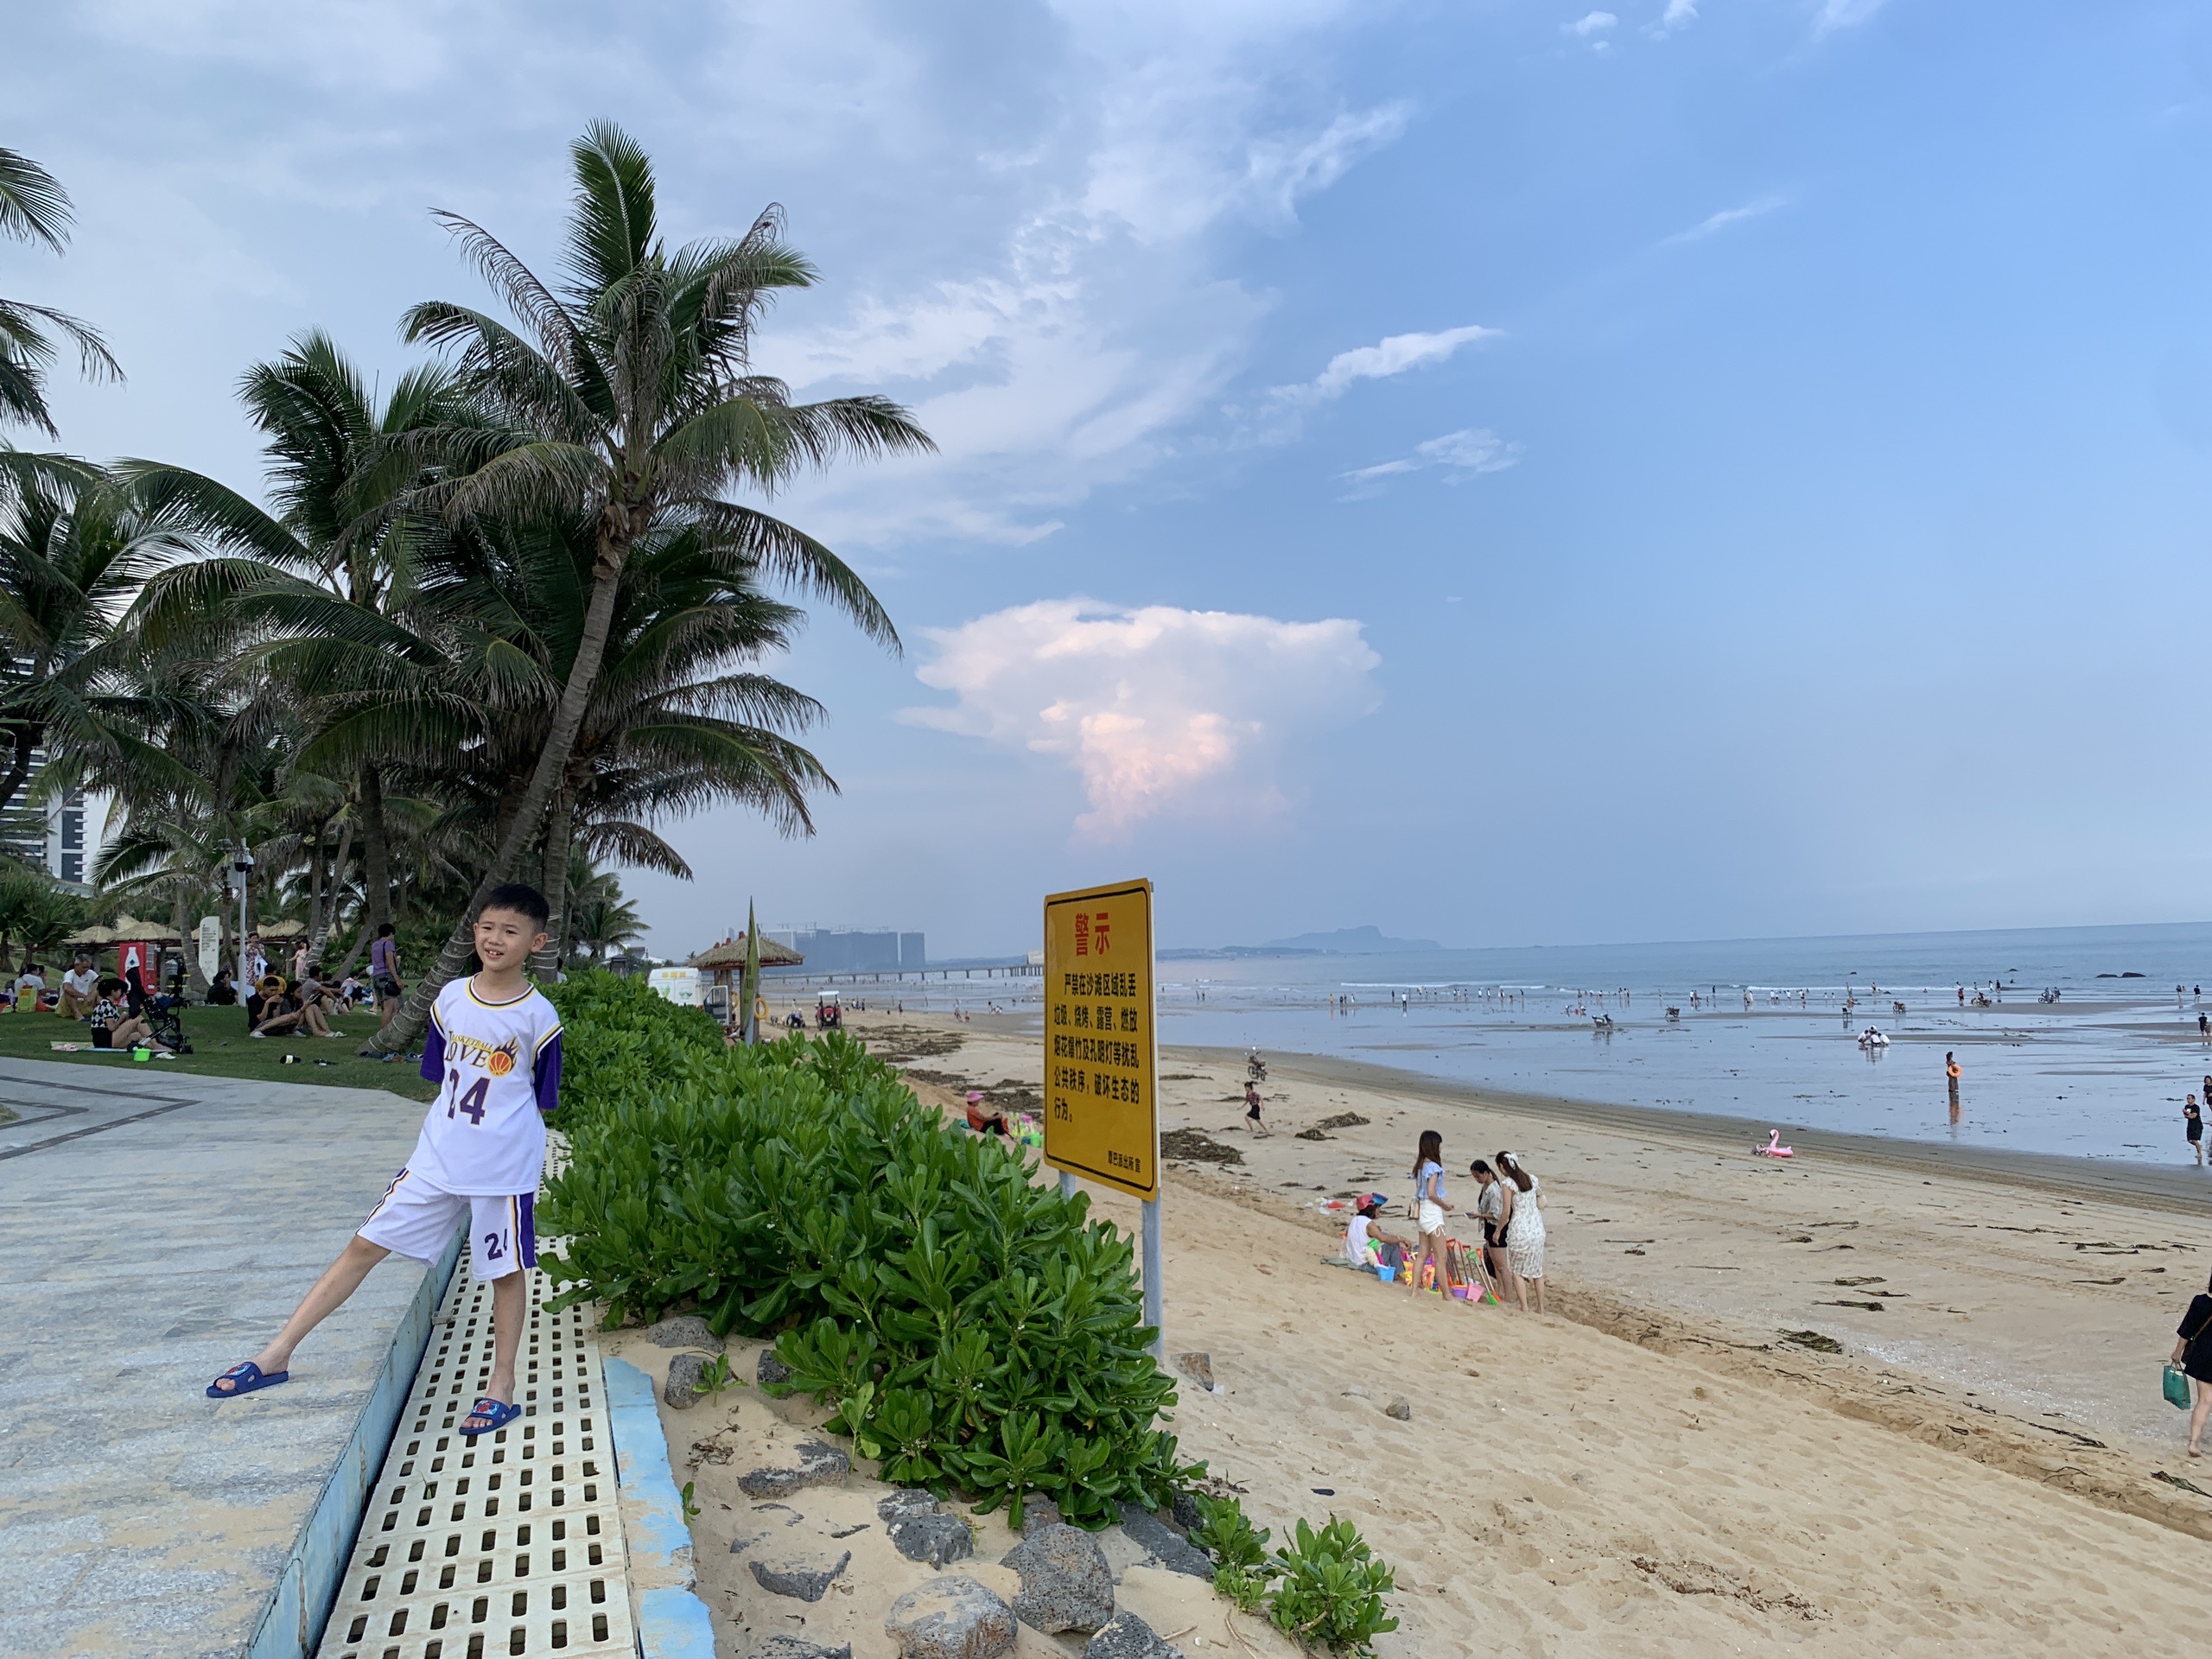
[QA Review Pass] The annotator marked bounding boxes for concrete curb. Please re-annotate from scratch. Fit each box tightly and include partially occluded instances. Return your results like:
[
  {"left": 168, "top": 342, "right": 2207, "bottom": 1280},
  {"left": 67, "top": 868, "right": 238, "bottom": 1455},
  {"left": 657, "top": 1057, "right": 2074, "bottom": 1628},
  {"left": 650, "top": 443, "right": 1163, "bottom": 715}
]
[
  {"left": 605, "top": 1355, "right": 716, "bottom": 1657},
  {"left": 245, "top": 1228, "right": 464, "bottom": 1659}
]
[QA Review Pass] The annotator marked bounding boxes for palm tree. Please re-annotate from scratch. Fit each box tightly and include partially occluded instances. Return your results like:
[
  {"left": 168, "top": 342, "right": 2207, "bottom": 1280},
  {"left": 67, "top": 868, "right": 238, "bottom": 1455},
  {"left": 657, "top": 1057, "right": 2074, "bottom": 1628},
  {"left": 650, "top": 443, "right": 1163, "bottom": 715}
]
[
  {"left": 122, "top": 331, "right": 485, "bottom": 950},
  {"left": 0, "top": 454, "right": 196, "bottom": 828},
  {"left": 0, "top": 149, "right": 119, "bottom": 435},
  {"left": 373, "top": 118, "right": 931, "bottom": 1049}
]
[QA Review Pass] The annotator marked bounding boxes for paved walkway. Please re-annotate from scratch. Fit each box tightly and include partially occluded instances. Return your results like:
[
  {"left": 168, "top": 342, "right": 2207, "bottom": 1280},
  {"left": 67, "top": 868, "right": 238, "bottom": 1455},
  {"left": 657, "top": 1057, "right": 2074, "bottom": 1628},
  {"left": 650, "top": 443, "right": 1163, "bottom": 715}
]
[{"left": 0, "top": 1059, "right": 437, "bottom": 1659}]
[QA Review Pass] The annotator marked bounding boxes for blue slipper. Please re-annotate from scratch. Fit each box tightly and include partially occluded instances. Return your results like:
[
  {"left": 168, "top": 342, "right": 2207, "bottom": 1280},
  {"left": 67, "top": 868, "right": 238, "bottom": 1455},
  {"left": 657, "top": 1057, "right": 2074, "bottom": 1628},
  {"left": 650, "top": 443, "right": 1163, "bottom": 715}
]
[
  {"left": 207, "top": 1361, "right": 289, "bottom": 1399},
  {"left": 461, "top": 1396, "right": 522, "bottom": 1436}
]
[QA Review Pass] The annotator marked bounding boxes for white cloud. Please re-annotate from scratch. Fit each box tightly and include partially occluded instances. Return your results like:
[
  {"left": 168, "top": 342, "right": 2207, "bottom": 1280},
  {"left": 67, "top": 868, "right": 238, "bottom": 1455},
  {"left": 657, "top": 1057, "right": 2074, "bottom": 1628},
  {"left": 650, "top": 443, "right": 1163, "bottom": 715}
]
[
  {"left": 1661, "top": 194, "right": 1787, "bottom": 246},
  {"left": 1339, "top": 427, "right": 1522, "bottom": 495},
  {"left": 1812, "top": 0, "right": 1891, "bottom": 36},
  {"left": 905, "top": 599, "right": 1382, "bottom": 836},
  {"left": 1567, "top": 11, "right": 1618, "bottom": 36},
  {"left": 1268, "top": 323, "right": 1501, "bottom": 413},
  {"left": 1648, "top": 0, "right": 1697, "bottom": 37}
]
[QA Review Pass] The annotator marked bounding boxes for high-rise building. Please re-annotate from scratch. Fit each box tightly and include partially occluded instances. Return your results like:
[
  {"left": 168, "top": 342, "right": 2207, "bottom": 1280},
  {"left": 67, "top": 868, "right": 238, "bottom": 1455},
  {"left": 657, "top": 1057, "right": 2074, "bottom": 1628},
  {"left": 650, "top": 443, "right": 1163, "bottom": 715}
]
[{"left": 763, "top": 926, "right": 925, "bottom": 973}]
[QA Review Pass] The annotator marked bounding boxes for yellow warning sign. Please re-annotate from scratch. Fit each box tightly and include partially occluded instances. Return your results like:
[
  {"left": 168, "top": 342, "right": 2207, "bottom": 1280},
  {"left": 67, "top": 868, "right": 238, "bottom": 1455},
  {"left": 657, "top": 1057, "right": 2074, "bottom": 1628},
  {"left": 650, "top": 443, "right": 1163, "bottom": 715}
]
[{"left": 1043, "top": 878, "right": 1157, "bottom": 1199}]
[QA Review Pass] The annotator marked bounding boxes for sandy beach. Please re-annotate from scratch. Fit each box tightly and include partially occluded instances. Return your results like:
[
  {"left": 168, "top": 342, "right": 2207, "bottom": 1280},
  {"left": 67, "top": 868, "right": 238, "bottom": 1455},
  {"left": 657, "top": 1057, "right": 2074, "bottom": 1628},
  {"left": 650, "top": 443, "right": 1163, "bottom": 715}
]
[{"left": 785, "top": 1007, "right": 2212, "bottom": 1656}]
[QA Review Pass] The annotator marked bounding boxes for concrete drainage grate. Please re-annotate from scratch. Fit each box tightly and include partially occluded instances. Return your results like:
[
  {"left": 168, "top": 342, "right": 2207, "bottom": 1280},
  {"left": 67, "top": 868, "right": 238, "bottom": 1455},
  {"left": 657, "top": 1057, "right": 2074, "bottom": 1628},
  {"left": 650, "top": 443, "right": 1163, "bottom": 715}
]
[{"left": 315, "top": 1257, "right": 636, "bottom": 1659}]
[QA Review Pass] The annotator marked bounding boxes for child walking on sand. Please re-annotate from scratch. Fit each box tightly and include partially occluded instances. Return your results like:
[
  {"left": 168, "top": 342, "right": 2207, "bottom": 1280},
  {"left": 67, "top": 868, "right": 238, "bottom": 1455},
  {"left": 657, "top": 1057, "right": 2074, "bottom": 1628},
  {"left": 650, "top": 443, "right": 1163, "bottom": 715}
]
[{"left": 207, "top": 885, "right": 563, "bottom": 1440}]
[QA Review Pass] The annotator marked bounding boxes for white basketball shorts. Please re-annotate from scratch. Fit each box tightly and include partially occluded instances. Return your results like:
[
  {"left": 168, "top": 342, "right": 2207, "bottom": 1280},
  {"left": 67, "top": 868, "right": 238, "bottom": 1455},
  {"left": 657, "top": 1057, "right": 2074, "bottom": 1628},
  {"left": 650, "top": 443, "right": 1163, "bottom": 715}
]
[{"left": 358, "top": 1167, "right": 537, "bottom": 1281}]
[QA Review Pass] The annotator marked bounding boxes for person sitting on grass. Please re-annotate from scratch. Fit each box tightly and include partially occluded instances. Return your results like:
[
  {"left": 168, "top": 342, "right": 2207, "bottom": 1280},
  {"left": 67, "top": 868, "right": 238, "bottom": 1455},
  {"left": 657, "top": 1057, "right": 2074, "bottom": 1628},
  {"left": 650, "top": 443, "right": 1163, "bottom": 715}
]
[
  {"left": 204, "top": 966, "right": 238, "bottom": 1007},
  {"left": 15, "top": 962, "right": 47, "bottom": 1011},
  {"left": 97, "top": 977, "right": 170, "bottom": 1053},
  {"left": 296, "top": 965, "right": 344, "bottom": 1038},
  {"left": 56, "top": 955, "right": 99, "bottom": 1020},
  {"left": 207, "top": 882, "right": 564, "bottom": 1443},
  {"left": 246, "top": 973, "right": 306, "bottom": 1038}
]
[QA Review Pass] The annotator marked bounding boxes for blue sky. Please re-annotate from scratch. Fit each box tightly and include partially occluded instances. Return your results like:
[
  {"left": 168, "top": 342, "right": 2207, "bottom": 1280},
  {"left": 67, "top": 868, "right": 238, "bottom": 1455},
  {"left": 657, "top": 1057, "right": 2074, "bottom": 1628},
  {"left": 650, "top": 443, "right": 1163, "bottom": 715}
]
[{"left": 9, "top": 1, "right": 2212, "bottom": 957}]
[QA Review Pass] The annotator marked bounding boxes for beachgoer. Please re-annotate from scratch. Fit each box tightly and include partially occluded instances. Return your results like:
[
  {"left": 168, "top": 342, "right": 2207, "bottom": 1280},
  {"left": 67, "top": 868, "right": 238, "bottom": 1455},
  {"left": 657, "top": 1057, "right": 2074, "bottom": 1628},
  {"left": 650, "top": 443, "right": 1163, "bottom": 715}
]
[
  {"left": 2188, "top": 1096, "right": 2204, "bottom": 1167},
  {"left": 2172, "top": 1271, "right": 2212, "bottom": 1457},
  {"left": 86, "top": 982, "right": 124, "bottom": 1049},
  {"left": 1946, "top": 1052, "right": 1961, "bottom": 1106},
  {"left": 1497, "top": 1150, "right": 1547, "bottom": 1313},
  {"left": 370, "top": 923, "right": 404, "bottom": 1029},
  {"left": 14, "top": 962, "right": 46, "bottom": 1010},
  {"left": 963, "top": 1090, "right": 1008, "bottom": 1135},
  {"left": 205, "top": 966, "right": 238, "bottom": 1007},
  {"left": 245, "top": 933, "right": 267, "bottom": 987},
  {"left": 56, "top": 955, "right": 98, "bottom": 1020},
  {"left": 1471, "top": 1159, "right": 1512, "bottom": 1287},
  {"left": 1407, "top": 1131, "right": 1452, "bottom": 1301},
  {"left": 1344, "top": 1194, "right": 1405, "bottom": 1273},
  {"left": 1244, "top": 1081, "right": 1270, "bottom": 1136},
  {"left": 208, "top": 884, "right": 561, "bottom": 1437},
  {"left": 2199, "top": 1013, "right": 2209, "bottom": 1040}
]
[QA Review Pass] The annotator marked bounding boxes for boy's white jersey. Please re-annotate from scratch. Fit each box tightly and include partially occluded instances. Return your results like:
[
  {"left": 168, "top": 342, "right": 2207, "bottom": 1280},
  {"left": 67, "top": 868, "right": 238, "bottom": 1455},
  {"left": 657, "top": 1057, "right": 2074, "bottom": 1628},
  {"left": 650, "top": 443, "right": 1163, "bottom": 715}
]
[{"left": 406, "top": 976, "right": 564, "bottom": 1195}]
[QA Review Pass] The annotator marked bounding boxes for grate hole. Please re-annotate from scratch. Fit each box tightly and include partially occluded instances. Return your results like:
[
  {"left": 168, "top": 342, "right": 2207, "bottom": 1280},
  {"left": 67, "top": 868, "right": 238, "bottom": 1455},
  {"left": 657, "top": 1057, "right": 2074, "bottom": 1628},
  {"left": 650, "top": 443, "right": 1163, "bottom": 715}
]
[
  {"left": 592, "top": 1614, "right": 607, "bottom": 1643},
  {"left": 467, "top": 1637, "right": 483, "bottom": 1659},
  {"left": 346, "top": 1618, "right": 366, "bottom": 1643},
  {"left": 588, "top": 1580, "right": 605, "bottom": 1605},
  {"left": 550, "top": 1620, "right": 567, "bottom": 1649},
  {"left": 508, "top": 1629, "right": 525, "bottom": 1656}
]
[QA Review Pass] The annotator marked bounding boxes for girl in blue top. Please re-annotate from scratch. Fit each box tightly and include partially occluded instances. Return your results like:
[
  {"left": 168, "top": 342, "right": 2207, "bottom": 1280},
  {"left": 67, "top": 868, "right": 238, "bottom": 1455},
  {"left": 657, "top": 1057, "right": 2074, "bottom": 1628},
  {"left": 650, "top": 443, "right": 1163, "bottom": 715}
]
[{"left": 1408, "top": 1129, "right": 1452, "bottom": 1300}]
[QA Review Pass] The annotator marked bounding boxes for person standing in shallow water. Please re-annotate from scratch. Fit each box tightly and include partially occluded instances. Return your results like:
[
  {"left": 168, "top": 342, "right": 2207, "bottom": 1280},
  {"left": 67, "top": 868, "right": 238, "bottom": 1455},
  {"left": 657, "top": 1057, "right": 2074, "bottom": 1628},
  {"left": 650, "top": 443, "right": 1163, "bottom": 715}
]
[
  {"left": 2187, "top": 1096, "right": 2203, "bottom": 1167},
  {"left": 1946, "top": 1052, "right": 1962, "bottom": 1118}
]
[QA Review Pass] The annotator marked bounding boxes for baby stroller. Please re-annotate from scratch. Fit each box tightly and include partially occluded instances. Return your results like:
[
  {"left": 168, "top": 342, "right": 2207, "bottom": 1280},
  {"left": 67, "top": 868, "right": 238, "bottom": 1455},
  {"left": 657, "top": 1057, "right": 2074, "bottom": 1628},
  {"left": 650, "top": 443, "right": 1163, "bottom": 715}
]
[{"left": 125, "top": 965, "right": 193, "bottom": 1055}]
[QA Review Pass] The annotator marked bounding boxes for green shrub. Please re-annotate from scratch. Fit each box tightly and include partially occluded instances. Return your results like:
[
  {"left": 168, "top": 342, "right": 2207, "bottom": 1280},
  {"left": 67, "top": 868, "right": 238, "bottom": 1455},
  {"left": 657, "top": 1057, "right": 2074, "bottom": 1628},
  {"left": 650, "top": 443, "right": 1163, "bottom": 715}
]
[
  {"left": 1266, "top": 1516, "right": 1398, "bottom": 1656},
  {"left": 1192, "top": 1493, "right": 1274, "bottom": 1611},
  {"left": 537, "top": 970, "right": 1196, "bottom": 1529}
]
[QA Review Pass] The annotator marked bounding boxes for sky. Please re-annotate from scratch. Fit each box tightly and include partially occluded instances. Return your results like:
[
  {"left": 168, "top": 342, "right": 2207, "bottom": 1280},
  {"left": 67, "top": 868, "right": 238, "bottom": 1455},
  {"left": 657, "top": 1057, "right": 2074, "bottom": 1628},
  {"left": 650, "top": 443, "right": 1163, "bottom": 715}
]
[{"left": 8, "top": 1, "right": 2212, "bottom": 958}]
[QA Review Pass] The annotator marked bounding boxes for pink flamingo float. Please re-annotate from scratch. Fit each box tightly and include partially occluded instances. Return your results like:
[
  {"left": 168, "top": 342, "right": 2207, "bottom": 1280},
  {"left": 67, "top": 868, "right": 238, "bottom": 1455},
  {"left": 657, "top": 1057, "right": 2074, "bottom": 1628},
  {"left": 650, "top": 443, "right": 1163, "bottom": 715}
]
[{"left": 1754, "top": 1128, "right": 1795, "bottom": 1158}]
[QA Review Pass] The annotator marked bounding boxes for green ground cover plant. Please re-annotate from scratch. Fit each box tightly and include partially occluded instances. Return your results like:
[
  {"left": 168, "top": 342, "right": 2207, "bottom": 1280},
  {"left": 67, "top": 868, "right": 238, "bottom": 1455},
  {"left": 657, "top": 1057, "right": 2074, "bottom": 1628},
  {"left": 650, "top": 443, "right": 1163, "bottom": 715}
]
[
  {"left": 1189, "top": 1496, "right": 1398, "bottom": 1656},
  {"left": 538, "top": 971, "right": 1193, "bottom": 1529}
]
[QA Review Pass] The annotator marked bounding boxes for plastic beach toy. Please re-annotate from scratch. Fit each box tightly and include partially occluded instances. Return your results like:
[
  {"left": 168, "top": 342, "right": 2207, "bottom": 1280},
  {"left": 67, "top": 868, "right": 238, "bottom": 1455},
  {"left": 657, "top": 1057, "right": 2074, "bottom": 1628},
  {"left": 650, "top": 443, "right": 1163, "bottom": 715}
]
[{"left": 1754, "top": 1128, "right": 1794, "bottom": 1158}]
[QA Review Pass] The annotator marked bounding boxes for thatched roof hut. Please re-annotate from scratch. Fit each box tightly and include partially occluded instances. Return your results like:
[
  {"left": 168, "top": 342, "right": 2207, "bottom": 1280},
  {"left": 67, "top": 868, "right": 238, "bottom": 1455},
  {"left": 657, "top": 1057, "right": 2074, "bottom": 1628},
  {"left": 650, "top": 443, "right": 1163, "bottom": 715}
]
[{"left": 688, "top": 933, "right": 804, "bottom": 978}]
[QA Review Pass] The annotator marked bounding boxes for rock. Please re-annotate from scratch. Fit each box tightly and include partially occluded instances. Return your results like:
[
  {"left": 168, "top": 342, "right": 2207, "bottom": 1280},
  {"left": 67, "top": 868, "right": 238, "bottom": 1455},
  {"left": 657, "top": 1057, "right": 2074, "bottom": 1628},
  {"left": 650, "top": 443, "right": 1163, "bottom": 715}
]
[
  {"left": 1171, "top": 1352, "right": 1214, "bottom": 1390},
  {"left": 879, "top": 1487, "right": 940, "bottom": 1522},
  {"left": 888, "top": 1509, "right": 975, "bottom": 1567},
  {"left": 738, "top": 1440, "right": 852, "bottom": 1497},
  {"left": 758, "top": 1347, "right": 796, "bottom": 1389},
  {"left": 749, "top": 1549, "right": 851, "bottom": 1602},
  {"left": 1084, "top": 1611, "right": 1186, "bottom": 1659},
  {"left": 747, "top": 1639, "right": 853, "bottom": 1659},
  {"left": 646, "top": 1314, "right": 721, "bottom": 1351},
  {"left": 1169, "top": 1491, "right": 1203, "bottom": 1534},
  {"left": 1386, "top": 1395, "right": 1412, "bottom": 1421},
  {"left": 664, "top": 1352, "right": 709, "bottom": 1409},
  {"left": 1014, "top": 1497, "right": 1062, "bottom": 1534},
  {"left": 1116, "top": 1503, "right": 1211, "bottom": 1580},
  {"left": 884, "top": 1576, "right": 1018, "bottom": 1659},
  {"left": 1001, "top": 1522, "right": 1116, "bottom": 1634}
]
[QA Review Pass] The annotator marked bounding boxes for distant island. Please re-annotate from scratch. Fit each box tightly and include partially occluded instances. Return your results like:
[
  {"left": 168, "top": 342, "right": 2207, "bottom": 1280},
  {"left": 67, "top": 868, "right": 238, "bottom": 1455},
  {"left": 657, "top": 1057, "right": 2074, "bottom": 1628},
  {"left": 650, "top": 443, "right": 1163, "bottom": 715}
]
[{"left": 1160, "top": 925, "right": 1444, "bottom": 960}]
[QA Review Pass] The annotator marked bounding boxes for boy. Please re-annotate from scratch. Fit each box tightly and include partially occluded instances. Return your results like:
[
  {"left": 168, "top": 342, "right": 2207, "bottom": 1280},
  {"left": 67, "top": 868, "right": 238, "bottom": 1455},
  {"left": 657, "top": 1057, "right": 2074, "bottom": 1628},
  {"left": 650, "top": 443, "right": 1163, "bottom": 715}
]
[{"left": 207, "top": 885, "right": 563, "bottom": 1440}]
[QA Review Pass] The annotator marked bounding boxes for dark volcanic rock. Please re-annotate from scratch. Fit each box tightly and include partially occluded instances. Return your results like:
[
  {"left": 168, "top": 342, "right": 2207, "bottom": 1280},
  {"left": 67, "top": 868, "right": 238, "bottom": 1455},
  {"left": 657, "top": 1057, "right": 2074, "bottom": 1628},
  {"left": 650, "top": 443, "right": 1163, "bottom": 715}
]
[{"left": 737, "top": 1440, "right": 851, "bottom": 1497}]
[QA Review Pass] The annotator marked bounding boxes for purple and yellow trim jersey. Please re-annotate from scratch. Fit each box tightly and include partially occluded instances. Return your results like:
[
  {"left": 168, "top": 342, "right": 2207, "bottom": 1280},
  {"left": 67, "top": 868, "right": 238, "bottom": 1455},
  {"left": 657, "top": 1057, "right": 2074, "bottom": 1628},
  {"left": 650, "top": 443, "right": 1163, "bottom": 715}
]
[{"left": 403, "top": 977, "right": 563, "bottom": 1195}]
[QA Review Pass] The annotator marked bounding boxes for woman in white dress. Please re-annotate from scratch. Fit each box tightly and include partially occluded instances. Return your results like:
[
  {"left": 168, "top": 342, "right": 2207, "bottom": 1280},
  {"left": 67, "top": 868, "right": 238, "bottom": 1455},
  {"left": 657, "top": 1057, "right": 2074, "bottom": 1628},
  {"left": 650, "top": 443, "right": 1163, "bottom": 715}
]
[{"left": 1497, "top": 1151, "right": 1546, "bottom": 1313}]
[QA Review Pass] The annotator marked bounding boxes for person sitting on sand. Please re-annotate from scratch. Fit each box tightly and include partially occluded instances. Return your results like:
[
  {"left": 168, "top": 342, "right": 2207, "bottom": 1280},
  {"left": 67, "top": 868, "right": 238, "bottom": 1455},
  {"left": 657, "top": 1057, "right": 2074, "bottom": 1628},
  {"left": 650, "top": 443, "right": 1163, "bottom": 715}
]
[
  {"left": 1344, "top": 1194, "right": 1407, "bottom": 1274},
  {"left": 963, "top": 1090, "right": 1008, "bottom": 1136},
  {"left": 2172, "top": 1271, "right": 2212, "bottom": 1458},
  {"left": 1243, "top": 1080, "right": 1270, "bottom": 1136}
]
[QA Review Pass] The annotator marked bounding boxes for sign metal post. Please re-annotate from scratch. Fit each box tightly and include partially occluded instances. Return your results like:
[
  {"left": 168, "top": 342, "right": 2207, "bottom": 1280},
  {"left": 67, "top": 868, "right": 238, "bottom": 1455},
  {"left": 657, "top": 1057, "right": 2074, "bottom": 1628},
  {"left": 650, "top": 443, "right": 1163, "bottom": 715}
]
[{"left": 1042, "top": 878, "right": 1162, "bottom": 1357}]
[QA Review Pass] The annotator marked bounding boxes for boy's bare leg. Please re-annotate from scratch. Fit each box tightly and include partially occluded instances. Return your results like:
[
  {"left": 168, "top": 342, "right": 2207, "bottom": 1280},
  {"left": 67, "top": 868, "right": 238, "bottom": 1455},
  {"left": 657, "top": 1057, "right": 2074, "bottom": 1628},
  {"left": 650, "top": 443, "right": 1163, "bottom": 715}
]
[
  {"left": 213, "top": 1235, "right": 390, "bottom": 1389},
  {"left": 486, "top": 1270, "right": 524, "bottom": 1404}
]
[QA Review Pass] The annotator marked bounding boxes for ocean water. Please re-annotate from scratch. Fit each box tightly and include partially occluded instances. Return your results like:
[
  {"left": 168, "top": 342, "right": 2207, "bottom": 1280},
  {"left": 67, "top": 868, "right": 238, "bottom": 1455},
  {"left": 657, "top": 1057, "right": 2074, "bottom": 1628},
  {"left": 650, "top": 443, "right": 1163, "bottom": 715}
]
[{"left": 887, "top": 921, "right": 2212, "bottom": 1166}]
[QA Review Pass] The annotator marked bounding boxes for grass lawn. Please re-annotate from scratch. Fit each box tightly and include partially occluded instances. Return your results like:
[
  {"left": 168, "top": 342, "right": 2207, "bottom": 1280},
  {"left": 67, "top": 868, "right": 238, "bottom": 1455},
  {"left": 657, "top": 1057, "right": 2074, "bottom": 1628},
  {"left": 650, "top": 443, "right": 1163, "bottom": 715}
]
[{"left": 0, "top": 1003, "right": 440, "bottom": 1102}]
